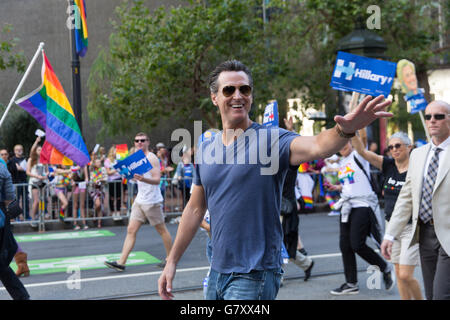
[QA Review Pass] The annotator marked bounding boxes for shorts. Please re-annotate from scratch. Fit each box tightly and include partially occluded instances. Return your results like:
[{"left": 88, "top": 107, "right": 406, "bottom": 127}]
[
  {"left": 73, "top": 182, "right": 87, "bottom": 194},
  {"left": 130, "top": 202, "right": 165, "bottom": 226},
  {"left": 390, "top": 222, "right": 420, "bottom": 266},
  {"left": 54, "top": 187, "right": 66, "bottom": 195}
]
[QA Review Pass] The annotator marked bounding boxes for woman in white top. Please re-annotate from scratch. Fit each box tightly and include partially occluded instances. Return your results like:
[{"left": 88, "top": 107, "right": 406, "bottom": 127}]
[
  {"left": 328, "top": 141, "right": 394, "bottom": 296},
  {"left": 26, "top": 136, "right": 47, "bottom": 221}
]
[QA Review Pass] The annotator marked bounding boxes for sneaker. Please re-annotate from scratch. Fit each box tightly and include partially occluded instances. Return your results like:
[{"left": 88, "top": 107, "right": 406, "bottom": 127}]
[
  {"left": 330, "top": 283, "right": 359, "bottom": 295},
  {"left": 304, "top": 260, "right": 314, "bottom": 281},
  {"left": 83, "top": 225, "right": 89, "bottom": 230},
  {"left": 328, "top": 211, "right": 340, "bottom": 216},
  {"left": 383, "top": 267, "right": 395, "bottom": 291},
  {"left": 298, "top": 248, "right": 308, "bottom": 256},
  {"left": 104, "top": 261, "right": 125, "bottom": 272},
  {"left": 73, "top": 225, "right": 81, "bottom": 231}
]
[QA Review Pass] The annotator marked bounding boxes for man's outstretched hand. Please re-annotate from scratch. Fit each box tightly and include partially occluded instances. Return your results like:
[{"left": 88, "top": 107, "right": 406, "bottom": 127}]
[{"left": 334, "top": 95, "right": 393, "bottom": 134}]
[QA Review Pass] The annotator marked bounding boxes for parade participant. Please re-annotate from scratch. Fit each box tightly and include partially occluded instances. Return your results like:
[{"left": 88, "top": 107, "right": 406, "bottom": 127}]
[
  {"left": 105, "top": 132, "right": 173, "bottom": 271},
  {"left": 351, "top": 131, "right": 422, "bottom": 300},
  {"left": 0, "top": 150, "right": 29, "bottom": 277},
  {"left": 0, "top": 161, "right": 30, "bottom": 299},
  {"left": 158, "top": 60, "right": 392, "bottom": 300},
  {"left": 381, "top": 100, "right": 450, "bottom": 300},
  {"left": 89, "top": 158, "right": 107, "bottom": 228},
  {"left": 282, "top": 117, "right": 314, "bottom": 279},
  {"left": 281, "top": 165, "right": 314, "bottom": 280},
  {"left": 328, "top": 141, "right": 394, "bottom": 295}
]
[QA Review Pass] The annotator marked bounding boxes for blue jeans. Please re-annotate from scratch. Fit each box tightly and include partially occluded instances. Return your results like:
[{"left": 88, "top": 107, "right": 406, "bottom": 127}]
[{"left": 205, "top": 268, "right": 282, "bottom": 300}]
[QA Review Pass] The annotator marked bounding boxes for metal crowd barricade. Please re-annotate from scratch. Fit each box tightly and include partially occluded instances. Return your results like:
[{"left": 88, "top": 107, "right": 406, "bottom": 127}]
[{"left": 10, "top": 177, "right": 192, "bottom": 230}]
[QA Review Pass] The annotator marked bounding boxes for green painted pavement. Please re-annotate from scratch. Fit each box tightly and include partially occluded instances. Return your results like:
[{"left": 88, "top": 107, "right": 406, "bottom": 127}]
[
  {"left": 15, "top": 230, "right": 115, "bottom": 242},
  {"left": 10, "top": 251, "right": 161, "bottom": 275}
]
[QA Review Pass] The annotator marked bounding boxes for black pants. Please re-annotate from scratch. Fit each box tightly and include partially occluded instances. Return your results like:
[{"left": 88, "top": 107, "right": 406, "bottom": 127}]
[
  {"left": 419, "top": 221, "right": 450, "bottom": 300},
  {"left": 15, "top": 184, "right": 29, "bottom": 219},
  {"left": 339, "top": 207, "right": 388, "bottom": 284},
  {"left": 0, "top": 266, "right": 30, "bottom": 300}
]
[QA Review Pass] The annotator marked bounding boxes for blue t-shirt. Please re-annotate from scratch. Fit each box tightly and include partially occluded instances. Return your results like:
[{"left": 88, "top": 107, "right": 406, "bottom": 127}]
[{"left": 194, "top": 122, "right": 298, "bottom": 273}]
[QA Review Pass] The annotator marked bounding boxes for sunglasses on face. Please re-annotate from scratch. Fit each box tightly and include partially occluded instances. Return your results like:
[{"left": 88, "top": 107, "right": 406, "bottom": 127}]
[
  {"left": 221, "top": 85, "right": 252, "bottom": 97},
  {"left": 424, "top": 114, "right": 446, "bottom": 121},
  {"left": 387, "top": 143, "right": 404, "bottom": 151},
  {"left": 134, "top": 139, "right": 147, "bottom": 143}
]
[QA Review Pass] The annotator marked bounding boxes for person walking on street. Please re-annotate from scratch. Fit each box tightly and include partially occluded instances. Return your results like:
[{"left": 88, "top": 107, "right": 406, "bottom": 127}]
[
  {"left": 158, "top": 60, "right": 392, "bottom": 300},
  {"left": 0, "top": 161, "right": 30, "bottom": 299},
  {"left": 105, "top": 132, "right": 173, "bottom": 271},
  {"left": 381, "top": 101, "right": 450, "bottom": 300},
  {"left": 328, "top": 141, "right": 395, "bottom": 296},
  {"left": 281, "top": 117, "right": 314, "bottom": 280},
  {"left": 352, "top": 131, "right": 423, "bottom": 299}
]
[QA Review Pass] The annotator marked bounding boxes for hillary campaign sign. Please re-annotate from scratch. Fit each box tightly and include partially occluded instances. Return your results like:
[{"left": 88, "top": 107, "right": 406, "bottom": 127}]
[
  {"left": 330, "top": 51, "right": 397, "bottom": 97},
  {"left": 263, "top": 101, "right": 279, "bottom": 127},
  {"left": 407, "top": 93, "right": 428, "bottom": 114},
  {"left": 113, "top": 149, "right": 152, "bottom": 180}
]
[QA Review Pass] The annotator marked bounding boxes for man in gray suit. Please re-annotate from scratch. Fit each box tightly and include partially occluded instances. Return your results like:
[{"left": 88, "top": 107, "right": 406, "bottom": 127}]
[{"left": 381, "top": 100, "right": 450, "bottom": 300}]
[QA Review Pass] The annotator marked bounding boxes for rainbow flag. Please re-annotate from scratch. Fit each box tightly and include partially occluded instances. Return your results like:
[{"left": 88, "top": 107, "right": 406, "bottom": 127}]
[
  {"left": 15, "top": 51, "right": 90, "bottom": 166},
  {"left": 74, "top": 0, "right": 88, "bottom": 57},
  {"left": 298, "top": 162, "right": 309, "bottom": 173},
  {"left": 302, "top": 196, "right": 313, "bottom": 210},
  {"left": 41, "top": 141, "right": 73, "bottom": 166},
  {"left": 116, "top": 144, "right": 129, "bottom": 160}
]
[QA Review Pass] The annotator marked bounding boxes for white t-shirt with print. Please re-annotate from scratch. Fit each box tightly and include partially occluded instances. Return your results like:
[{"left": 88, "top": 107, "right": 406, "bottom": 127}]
[{"left": 338, "top": 150, "right": 374, "bottom": 208}]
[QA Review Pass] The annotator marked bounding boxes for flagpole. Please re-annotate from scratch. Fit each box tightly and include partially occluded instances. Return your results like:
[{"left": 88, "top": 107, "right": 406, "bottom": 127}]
[
  {"left": 70, "top": 0, "right": 83, "bottom": 134},
  {"left": 0, "top": 42, "right": 44, "bottom": 128}
]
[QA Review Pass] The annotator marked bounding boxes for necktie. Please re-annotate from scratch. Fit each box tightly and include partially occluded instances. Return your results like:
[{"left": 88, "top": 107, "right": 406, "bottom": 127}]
[{"left": 419, "top": 148, "right": 442, "bottom": 223}]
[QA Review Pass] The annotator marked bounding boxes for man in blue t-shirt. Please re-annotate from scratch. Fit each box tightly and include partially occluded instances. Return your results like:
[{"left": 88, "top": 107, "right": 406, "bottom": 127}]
[{"left": 158, "top": 60, "right": 393, "bottom": 300}]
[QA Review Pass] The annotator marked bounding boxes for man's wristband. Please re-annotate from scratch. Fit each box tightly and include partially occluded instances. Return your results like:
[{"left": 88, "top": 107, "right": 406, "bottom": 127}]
[{"left": 335, "top": 125, "right": 355, "bottom": 139}]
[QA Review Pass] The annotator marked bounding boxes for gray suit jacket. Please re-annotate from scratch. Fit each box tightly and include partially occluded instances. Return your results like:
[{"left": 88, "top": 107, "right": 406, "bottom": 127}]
[{"left": 386, "top": 143, "right": 450, "bottom": 255}]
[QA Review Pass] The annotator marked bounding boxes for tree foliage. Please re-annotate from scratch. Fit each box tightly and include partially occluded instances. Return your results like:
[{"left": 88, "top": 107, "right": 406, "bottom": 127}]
[
  {"left": 0, "top": 24, "right": 31, "bottom": 153},
  {"left": 88, "top": 0, "right": 449, "bottom": 136},
  {"left": 0, "top": 24, "right": 25, "bottom": 73},
  {"left": 88, "top": 0, "right": 287, "bottom": 135}
]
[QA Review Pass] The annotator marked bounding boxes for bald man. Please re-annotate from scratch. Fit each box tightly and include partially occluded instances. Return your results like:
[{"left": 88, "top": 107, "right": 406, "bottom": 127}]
[{"left": 381, "top": 100, "right": 450, "bottom": 300}]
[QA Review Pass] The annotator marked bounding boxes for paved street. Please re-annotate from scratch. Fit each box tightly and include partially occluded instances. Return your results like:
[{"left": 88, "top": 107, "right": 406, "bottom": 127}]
[{"left": 1, "top": 212, "right": 424, "bottom": 300}]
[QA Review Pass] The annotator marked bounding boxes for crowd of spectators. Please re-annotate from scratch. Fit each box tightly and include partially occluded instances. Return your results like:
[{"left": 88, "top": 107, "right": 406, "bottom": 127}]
[{"left": 0, "top": 138, "right": 194, "bottom": 229}]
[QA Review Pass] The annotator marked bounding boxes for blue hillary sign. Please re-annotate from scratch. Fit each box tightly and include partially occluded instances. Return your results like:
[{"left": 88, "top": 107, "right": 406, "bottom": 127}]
[
  {"left": 263, "top": 101, "right": 279, "bottom": 127},
  {"left": 113, "top": 149, "right": 152, "bottom": 180},
  {"left": 406, "top": 92, "right": 427, "bottom": 114},
  {"left": 330, "top": 51, "right": 397, "bottom": 97}
]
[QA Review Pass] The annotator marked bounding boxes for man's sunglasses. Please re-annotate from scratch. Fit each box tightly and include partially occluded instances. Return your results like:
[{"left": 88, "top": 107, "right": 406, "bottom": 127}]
[
  {"left": 387, "top": 143, "right": 403, "bottom": 151},
  {"left": 424, "top": 114, "right": 447, "bottom": 121},
  {"left": 222, "top": 85, "right": 252, "bottom": 97},
  {"left": 134, "top": 139, "right": 147, "bottom": 143}
]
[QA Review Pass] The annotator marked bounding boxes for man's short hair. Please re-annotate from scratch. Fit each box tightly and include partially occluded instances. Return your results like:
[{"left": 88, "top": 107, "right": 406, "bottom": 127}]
[
  {"left": 135, "top": 132, "right": 149, "bottom": 140},
  {"left": 208, "top": 60, "right": 253, "bottom": 94}
]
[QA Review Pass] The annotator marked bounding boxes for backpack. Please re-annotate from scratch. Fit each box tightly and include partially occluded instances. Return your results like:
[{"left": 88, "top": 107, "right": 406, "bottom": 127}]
[{"left": 353, "top": 155, "right": 382, "bottom": 197}]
